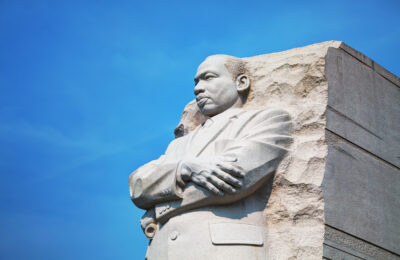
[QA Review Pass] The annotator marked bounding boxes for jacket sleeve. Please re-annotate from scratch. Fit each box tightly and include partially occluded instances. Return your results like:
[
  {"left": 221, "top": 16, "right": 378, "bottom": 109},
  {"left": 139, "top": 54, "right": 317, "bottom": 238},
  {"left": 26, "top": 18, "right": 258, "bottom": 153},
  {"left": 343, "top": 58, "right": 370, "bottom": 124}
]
[
  {"left": 154, "top": 109, "right": 292, "bottom": 222},
  {"left": 129, "top": 140, "right": 184, "bottom": 210}
]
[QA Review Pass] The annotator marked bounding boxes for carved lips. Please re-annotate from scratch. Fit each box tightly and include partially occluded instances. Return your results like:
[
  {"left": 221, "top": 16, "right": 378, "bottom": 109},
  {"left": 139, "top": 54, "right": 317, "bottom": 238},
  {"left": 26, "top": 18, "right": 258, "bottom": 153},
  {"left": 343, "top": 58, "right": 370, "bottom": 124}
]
[{"left": 196, "top": 95, "right": 209, "bottom": 107}]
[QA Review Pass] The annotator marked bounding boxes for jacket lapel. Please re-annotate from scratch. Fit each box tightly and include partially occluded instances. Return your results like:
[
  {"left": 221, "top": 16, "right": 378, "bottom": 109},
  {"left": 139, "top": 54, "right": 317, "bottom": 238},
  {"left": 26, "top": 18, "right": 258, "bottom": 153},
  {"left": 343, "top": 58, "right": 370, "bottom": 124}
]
[{"left": 189, "top": 109, "right": 245, "bottom": 157}]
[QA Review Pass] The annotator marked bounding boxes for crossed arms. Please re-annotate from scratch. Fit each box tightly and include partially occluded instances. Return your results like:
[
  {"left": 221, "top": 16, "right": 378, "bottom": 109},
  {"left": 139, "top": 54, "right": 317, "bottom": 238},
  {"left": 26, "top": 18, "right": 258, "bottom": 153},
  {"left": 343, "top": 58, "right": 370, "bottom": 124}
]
[{"left": 129, "top": 109, "right": 292, "bottom": 226}]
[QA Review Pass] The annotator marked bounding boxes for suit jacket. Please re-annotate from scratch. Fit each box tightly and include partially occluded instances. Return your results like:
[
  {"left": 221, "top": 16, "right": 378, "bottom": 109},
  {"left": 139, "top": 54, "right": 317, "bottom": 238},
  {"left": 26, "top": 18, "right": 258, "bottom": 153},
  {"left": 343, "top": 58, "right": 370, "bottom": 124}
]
[{"left": 129, "top": 108, "right": 292, "bottom": 260}]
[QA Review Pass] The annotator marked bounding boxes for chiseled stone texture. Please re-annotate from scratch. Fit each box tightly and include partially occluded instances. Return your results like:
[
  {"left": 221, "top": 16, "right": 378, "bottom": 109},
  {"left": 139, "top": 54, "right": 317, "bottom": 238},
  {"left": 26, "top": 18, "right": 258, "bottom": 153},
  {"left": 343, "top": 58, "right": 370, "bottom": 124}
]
[{"left": 242, "top": 42, "right": 338, "bottom": 259}]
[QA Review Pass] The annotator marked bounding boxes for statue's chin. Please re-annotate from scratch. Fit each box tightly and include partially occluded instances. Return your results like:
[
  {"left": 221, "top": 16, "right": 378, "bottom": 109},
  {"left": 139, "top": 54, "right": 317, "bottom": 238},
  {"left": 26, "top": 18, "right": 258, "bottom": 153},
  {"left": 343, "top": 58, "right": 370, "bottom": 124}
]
[
  {"left": 198, "top": 100, "right": 239, "bottom": 117},
  {"left": 197, "top": 103, "right": 212, "bottom": 116},
  {"left": 199, "top": 107, "right": 218, "bottom": 117}
]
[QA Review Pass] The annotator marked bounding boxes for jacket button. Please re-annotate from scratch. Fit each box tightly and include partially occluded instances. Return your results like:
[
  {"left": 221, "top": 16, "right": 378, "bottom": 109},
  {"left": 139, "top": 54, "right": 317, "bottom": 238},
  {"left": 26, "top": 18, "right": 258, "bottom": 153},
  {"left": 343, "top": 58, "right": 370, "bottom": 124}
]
[{"left": 169, "top": 231, "right": 179, "bottom": 241}]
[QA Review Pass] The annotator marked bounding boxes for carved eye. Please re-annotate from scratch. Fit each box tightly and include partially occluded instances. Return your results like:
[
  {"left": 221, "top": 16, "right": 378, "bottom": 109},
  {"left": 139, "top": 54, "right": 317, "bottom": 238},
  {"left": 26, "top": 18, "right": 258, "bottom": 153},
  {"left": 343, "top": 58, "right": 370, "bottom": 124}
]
[{"left": 205, "top": 74, "right": 215, "bottom": 80}]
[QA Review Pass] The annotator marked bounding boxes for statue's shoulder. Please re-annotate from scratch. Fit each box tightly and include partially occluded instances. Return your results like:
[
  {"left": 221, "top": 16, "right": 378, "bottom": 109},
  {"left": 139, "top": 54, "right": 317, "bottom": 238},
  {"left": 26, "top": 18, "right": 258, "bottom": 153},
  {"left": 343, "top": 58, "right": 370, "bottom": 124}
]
[{"left": 240, "top": 107, "right": 291, "bottom": 122}]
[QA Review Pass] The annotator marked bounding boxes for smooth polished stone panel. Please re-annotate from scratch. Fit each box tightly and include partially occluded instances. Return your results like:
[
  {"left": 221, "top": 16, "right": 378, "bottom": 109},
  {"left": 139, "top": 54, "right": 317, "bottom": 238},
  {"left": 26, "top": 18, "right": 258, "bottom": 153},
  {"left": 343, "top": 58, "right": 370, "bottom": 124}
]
[
  {"left": 323, "top": 132, "right": 400, "bottom": 255},
  {"left": 325, "top": 46, "right": 400, "bottom": 168},
  {"left": 338, "top": 42, "right": 400, "bottom": 87}
]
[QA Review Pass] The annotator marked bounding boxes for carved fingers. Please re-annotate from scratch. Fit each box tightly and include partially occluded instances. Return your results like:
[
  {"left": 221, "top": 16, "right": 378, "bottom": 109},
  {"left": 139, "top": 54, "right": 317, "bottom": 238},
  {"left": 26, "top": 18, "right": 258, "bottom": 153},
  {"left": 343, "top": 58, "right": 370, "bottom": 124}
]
[
  {"left": 180, "top": 157, "right": 244, "bottom": 195},
  {"left": 191, "top": 173, "right": 224, "bottom": 196},
  {"left": 215, "top": 161, "right": 244, "bottom": 178},
  {"left": 191, "top": 166, "right": 243, "bottom": 195},
  {"left": 212, "top": 168, "right": 243, "bottom": 188},
  {"left": 208, "top": 174, "right": 237, "bottom": 193}
]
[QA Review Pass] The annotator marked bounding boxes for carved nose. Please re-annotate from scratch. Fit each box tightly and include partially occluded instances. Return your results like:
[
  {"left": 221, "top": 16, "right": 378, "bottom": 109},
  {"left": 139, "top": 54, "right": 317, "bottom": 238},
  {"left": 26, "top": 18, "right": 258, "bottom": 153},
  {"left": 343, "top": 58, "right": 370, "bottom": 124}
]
[{"left": 194, "top": 84, "right": 204, "bottom": 95}]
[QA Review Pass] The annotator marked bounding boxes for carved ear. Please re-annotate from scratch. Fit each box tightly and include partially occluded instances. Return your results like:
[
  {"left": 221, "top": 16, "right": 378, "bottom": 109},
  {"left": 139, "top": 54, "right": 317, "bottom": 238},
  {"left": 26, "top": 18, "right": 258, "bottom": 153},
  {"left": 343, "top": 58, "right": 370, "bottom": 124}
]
[{"left": 235, "top": 74, "right": 250, "bottom": 93}]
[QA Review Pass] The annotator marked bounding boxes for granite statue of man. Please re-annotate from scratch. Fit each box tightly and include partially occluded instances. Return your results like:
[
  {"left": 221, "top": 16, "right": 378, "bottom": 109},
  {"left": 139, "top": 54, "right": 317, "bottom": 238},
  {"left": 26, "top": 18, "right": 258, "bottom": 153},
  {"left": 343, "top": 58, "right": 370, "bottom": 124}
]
[{"left": 129, "top": 55, "right": 292, "bottom": 260}]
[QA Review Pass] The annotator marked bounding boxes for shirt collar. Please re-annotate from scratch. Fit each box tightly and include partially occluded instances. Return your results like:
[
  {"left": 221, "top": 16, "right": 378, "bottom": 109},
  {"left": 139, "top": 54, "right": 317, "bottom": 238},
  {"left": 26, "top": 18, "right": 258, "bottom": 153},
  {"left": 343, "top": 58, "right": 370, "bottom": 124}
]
[{"left": 202, "top": 107, "right": 243, "bottom": 127}]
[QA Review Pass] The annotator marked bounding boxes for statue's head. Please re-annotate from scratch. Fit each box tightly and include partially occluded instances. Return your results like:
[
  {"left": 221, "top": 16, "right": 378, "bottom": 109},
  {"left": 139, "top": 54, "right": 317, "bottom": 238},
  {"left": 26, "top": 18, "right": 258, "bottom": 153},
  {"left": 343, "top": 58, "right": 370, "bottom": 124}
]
[{"left": 194, "top": 55, "right": 250, "bottom": 117}]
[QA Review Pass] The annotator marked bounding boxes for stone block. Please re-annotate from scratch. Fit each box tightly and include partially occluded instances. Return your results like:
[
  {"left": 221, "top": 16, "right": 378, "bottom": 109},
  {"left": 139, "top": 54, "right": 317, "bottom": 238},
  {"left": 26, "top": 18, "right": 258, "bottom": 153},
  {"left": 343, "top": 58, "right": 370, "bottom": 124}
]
[
  {"left": 325, "top": 46, "right": 400, "bottom": 167},
  {"left": 323, "top": 132, "right": 400, "bottom": 255}
]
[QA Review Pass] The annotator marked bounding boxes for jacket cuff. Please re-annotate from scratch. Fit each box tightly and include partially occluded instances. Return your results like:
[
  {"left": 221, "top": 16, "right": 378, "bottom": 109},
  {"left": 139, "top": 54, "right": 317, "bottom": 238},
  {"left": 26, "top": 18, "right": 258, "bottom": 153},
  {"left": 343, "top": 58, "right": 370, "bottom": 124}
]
[{"left": 175, "top": 161, "right": 187, "bottom": 189}]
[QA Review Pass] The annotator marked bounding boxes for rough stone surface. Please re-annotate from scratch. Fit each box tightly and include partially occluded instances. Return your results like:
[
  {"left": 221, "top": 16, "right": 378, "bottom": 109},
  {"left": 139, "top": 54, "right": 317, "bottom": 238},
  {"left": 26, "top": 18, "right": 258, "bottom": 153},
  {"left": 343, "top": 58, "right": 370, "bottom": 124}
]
[
  {"left": 240, "top": 42, "right": 339, "bottom": 259},
  {"left": 174, "top": 41, "right": 400, "bottom": 259},
  {"left": 174, "top": 100, "right": 208, "bottom": 138}
]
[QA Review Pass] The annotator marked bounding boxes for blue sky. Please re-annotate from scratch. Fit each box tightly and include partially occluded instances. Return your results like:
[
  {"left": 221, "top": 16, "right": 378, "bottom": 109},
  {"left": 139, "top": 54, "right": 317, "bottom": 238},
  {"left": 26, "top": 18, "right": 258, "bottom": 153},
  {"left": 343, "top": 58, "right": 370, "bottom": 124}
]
[{"left": 0, "top": 0, "right": 399, "bottom": 259}]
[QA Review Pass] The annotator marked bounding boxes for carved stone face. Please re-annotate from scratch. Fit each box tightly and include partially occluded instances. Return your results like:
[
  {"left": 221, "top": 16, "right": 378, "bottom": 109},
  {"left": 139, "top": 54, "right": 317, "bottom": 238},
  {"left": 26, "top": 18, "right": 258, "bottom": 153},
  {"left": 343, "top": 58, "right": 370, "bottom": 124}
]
[{"left": 194, "top": 56, "right": 240, "bottom": 117}]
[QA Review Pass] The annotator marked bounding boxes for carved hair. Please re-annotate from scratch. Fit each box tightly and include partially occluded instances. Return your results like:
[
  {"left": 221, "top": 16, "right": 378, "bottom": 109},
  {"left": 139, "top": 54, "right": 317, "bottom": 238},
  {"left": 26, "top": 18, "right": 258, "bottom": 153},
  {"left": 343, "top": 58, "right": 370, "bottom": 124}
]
[
  {"left": 223, "top": 56, "right": 249, "bottom": 81},
  {"left": 218, "top": 55, "right": 251, "bottom": 101},
  {"left": 205, "top": 54, "right": 250, "bottom": 81}
]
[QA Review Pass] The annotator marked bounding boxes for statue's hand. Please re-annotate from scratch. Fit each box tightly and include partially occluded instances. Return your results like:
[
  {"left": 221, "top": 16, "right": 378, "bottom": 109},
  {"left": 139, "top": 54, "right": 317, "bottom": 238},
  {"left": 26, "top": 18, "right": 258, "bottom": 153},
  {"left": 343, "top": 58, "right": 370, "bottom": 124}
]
[
  {"left": 180, "top": 157, "right": 244, "bottom": 195},
  {"left": 140, "top": 209, "right": 158, "bottom": 239}
]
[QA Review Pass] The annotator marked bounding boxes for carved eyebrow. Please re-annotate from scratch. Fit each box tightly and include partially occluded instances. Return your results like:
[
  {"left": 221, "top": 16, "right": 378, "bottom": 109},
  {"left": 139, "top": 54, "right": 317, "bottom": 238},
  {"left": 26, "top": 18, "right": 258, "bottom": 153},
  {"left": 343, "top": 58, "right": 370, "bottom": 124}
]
[
  {"left": 194, "top": 72, "right": 205, "bottom": 83},
  {"left": 194, "top": 74, "right": 201, "bottom": 84},
  {"left": 194, "top": 71, "right": 216, "bottom": 83}
]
